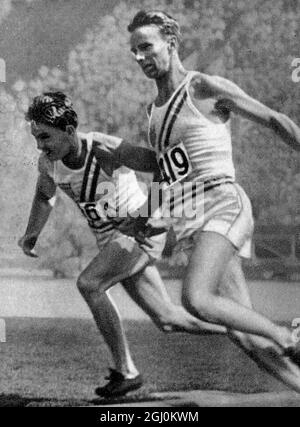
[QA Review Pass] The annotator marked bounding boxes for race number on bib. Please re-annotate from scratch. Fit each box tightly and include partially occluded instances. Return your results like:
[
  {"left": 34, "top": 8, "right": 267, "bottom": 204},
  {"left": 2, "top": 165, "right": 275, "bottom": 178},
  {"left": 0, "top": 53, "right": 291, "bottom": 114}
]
[
  {"left": 78, "top": 202, "right": 125, "bottom": 233},
  {"left": 158, "top": 141, "right": 192, "bottom": 186},
  {"left": 78, "top": 202, "right": 110, "bottom": 229}
]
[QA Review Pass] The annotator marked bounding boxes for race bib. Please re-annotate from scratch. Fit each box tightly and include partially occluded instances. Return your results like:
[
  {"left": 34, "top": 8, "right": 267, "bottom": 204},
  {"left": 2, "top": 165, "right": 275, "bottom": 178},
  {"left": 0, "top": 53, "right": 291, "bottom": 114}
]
[
  {"left": 158, "top": 141, "right": 192, "bottom": 187},
  {"left": 78, "top": 202, "right": 111, "bottom": 229}
]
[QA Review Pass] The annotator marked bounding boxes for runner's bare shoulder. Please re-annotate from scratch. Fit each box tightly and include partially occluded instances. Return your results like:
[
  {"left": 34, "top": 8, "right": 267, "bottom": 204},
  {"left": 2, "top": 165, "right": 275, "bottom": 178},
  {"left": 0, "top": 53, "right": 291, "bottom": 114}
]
[
  {"left": 189, "top": 73, "right": 229, "bottom": 99},
  {"left": 92, "top": 132, "right": 123, "bottom": 152},
  {"left": 189, "top": 73, "right": 231, "bottom": 120}
]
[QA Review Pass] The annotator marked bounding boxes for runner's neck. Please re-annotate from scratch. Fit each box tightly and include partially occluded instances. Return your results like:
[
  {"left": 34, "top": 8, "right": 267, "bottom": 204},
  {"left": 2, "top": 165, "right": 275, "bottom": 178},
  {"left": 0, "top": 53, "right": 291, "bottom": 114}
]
[
  {"left": 61, "top": 134, "right": 86, "bottom": 169},
  {"left": 155, "top": 61, "right": 188, "bottom": 107}
]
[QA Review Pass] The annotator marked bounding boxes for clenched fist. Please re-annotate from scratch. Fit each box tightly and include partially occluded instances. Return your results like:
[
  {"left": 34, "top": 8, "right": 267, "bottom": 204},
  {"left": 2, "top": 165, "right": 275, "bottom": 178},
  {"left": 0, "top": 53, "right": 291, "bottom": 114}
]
[{"left": 18, "top": 235, "right": 38, "bottom": 258}]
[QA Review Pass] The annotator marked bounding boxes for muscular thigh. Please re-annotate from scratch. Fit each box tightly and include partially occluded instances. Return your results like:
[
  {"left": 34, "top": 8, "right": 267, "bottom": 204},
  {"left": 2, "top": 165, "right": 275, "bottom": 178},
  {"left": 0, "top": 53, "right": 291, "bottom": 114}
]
[
  {"left": 183, "top": 231, "right": 236, "bottom": 300},
  {"left": 81, "top": 235, "right": 150, "bottom": 293}
]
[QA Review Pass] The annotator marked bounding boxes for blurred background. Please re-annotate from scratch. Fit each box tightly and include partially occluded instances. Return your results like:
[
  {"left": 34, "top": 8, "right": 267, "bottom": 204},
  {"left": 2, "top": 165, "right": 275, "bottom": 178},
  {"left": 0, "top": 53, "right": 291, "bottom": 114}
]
[{"left": 0, "top": 0, "right": 300, "bottom": 280}]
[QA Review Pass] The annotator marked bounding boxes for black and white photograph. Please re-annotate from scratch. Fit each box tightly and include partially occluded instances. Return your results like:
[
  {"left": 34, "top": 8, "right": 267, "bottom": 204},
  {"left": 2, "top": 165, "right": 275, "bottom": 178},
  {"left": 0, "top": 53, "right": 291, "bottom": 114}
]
[{"left": 0, "top": 0, "right": 300, "bottom": 409}]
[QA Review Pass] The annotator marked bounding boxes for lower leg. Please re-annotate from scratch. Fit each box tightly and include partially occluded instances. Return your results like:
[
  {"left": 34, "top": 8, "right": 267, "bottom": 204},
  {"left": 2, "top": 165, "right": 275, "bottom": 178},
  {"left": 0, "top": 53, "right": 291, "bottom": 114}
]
[
  {"left": 223, "top": 257, "right": 300, "bottom": 393},
  {"left": 229, "top": 330, "right": 300, "bottom": 393},
  {"left": 80, "top": 287, "right": 139, "bottom": 378},
  {"left": 186, "top": 293, "right": 291, "bottom": 348},
  {"left": 122, "top": 266, "right": 226, "bottom": 335},
  {"left": 168, "top": 305, "right": 226, "bottom": 335},
  {"left": 76, "top": 244, "right": 151, "bottom": 380},
  {"left": 183, "top": 232, "right": 293, "bottom": 349}
]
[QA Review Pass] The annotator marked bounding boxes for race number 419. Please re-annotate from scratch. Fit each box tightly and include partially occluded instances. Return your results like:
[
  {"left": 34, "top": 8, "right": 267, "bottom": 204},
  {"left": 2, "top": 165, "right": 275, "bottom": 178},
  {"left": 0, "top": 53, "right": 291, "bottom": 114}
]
[{"left": 0, "top": 58, "right": 6, "bottom": 83}]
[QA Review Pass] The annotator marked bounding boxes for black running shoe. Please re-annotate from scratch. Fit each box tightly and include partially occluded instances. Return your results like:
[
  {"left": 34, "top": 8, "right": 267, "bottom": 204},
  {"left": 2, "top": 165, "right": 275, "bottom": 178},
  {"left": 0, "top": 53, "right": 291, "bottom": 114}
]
[{"left": 95, "top": 369, "right": 143, "bottom": 398}]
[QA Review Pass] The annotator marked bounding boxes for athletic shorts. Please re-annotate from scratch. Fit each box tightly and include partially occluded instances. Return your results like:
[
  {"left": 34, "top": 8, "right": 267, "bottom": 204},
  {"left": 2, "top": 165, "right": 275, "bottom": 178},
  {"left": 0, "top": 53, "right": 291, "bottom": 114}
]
[
  {"left": 86, "top": 229, "right": 166, "bottom": 286},
  {"left": 170, "top": 182, "right": 254, "bottom": 259},
  {"left": 92, "top": 231, "right": 151, "bottom": 285},
  {"left": 94, "top": 227, "right": 167, "bottom": 263}
]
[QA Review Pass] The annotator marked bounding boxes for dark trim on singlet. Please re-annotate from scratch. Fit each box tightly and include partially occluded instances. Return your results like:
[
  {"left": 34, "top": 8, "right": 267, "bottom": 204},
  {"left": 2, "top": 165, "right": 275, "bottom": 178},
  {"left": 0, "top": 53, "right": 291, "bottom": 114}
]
[
  {"left": 157, "top": 85, "right": 186, "bottom": 152},
  {"left": 80, "top": 141, "right": 95, "bottom": 203},
  {"left": 164, "top": 91, "right": 188, "bottom": 149},
  {"left": 89, "top": 157, "right": 101, "bottom": 202}
]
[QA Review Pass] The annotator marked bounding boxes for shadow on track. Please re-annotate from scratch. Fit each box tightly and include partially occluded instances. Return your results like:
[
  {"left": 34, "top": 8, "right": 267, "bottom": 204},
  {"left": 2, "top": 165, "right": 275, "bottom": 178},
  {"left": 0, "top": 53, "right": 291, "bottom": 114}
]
[{"left": 0, "top": 392, "right": 166, "bottom": 407}]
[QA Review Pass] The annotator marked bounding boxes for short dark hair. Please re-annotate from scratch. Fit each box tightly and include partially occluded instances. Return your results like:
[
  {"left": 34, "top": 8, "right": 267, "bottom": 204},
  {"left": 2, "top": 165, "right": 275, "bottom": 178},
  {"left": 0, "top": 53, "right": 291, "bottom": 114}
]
[
  {"left": 128, "top": 10, "right": 182, "bottom": 44},
  {"left": 25, "top": 92, "right": 78, "bottom": 131}
]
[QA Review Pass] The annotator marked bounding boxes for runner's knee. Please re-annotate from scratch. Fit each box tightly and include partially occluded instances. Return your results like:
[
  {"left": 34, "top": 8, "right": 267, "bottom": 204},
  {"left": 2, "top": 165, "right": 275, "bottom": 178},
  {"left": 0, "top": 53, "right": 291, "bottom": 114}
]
[{"left": 77, "top": 272, "right": 101, "bottom": 296}]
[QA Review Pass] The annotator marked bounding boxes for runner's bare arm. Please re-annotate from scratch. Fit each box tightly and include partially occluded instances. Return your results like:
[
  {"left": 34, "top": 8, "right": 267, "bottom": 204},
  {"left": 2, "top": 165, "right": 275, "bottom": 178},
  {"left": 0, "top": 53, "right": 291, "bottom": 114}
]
[
  {"left": 94, "top": 140, "right": 159, "bottom": 174},
  {"left": 199, "top": 74, "right": 300, "bottom": 151},
  {"left": 18, "top": 156, "right": 57, "bottom": 257},
  {"left": 116, "top": 142, "right": 158, "bottom": 172}
]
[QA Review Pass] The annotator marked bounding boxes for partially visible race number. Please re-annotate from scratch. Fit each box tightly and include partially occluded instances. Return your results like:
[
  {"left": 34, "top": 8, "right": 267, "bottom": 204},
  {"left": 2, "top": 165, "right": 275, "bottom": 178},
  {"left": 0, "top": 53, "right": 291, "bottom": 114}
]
[
  {"left": 158, "top": 141, "right": 192, "bottom": 186},
  {"left": 78, "top": 202, "right": 109, "bottom": 229}
]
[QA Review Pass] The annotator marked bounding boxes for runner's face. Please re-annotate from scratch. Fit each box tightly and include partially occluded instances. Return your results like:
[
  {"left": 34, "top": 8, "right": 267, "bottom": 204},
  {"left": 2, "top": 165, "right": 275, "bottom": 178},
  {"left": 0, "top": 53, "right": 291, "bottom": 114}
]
[
  {"left": 31, "top": 122, "right": 71, "bottom": 161},
  {"left": 130, "top": 25, "right": 171, "bottom": 79}
]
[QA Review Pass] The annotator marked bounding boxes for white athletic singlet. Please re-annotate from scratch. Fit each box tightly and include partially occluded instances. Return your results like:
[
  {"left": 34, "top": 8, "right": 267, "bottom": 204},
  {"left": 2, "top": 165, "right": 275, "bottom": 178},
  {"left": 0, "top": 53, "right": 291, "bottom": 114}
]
[
  {"left": 147, "top": 71, "right": 253, "bottom": 258},
  {"left": 41, "top": 132, "right": 147, "bottom": 246},
  {"left": 147, "top": 71, "right": 235, "bottom": 226},
  {"left": 148, "top": 71, "right": 235, "bottom": 184}
]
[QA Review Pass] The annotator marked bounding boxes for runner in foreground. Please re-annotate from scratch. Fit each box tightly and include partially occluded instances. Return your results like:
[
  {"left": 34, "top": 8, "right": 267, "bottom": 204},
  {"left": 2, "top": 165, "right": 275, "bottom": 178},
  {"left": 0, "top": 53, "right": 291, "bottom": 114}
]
[
  {"left": 97, "top": 10, "right": 300, "bottom": 392},
  {"left": 19, "top": 92, "right": 225, "bottom": 398}
]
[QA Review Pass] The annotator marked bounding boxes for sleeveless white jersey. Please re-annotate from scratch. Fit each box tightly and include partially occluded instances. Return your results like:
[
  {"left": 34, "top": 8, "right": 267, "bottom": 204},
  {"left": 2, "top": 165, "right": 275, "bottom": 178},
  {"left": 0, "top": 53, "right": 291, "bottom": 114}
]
[
  {"left": 147, "top": 71, "right": 236, "bottom": 221},
  {"left": 148, "top": 71, "right": 235, "bottom": 181},
  {"left": 41, "top": 132, "right": 147, "bottom": 246}
]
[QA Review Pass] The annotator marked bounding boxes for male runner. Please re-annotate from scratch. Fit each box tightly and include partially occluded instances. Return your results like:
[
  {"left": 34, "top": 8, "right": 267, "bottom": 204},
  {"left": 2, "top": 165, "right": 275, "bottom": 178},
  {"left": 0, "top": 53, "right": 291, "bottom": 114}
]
[
  {"left": 96, "top": 10, "right": 300, "bottom": 392},
  {"left": 19, "top": 92, "right": 225, "bottom": 398}
]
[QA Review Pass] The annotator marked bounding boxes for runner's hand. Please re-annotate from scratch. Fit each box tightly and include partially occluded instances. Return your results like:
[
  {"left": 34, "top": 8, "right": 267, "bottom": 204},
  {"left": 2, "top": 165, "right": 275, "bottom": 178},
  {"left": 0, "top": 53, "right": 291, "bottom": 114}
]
[
  {"left": 18, "top": 236, "right": 38, "bottom": 258},
  {"left": 116, "top": 216, "right": 147, "bottom": 238},
  {"left": 135, "top": 224, "right": 167, "bottom": 249},
  {"left": 115, "top": 216, "right": 166, "bottom": 249}
]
